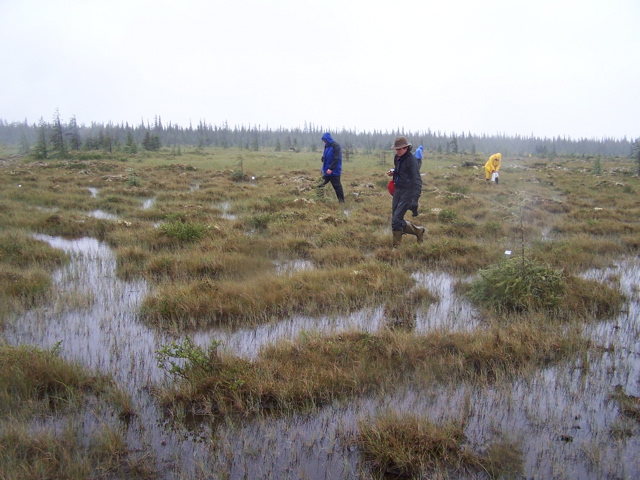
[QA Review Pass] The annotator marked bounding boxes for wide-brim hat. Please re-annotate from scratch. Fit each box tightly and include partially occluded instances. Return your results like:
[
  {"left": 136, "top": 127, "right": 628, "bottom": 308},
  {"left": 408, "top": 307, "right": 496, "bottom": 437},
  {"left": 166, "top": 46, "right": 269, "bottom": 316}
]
[{"left": 392, "top": 136, "right": 411, "bottom": 149}]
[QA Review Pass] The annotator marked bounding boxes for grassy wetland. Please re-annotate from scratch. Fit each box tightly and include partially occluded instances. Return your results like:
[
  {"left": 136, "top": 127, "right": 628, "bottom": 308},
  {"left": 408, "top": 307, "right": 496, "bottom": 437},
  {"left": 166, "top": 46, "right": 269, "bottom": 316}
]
[{"left": 1, "top": 145, "right": 639, "bottom": 479}]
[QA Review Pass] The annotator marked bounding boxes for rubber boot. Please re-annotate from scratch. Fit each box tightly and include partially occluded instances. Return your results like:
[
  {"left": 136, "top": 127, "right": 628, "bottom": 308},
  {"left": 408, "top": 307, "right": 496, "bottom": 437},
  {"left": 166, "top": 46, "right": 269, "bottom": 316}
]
[
  {"left": 403, "top": 221, "right": 426, "bottom": 243},
  {"left": 392, "top": 230, "right": 403, "bottom": 249}
]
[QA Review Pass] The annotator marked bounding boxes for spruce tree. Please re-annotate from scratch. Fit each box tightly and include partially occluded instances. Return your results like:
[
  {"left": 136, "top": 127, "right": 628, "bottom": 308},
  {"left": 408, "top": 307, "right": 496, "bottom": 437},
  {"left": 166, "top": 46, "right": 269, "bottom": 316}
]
[
  {"left": 32, "top": 118, "right": 48, "bottom": 159},
  {"left": 49, "top": 109, "right": 67, "bottom": 158},
  {"left": 151, "top": 133, "right": 161, "bottom": 151},
  {"left": 125, "top": 131, "right": 138, "bottom": 154},
  {"left": 142, "top": 131, "right": 152, "bottom": 151},
  {"left": 68, "top": 115, "right": 81, "bottom": 151}
]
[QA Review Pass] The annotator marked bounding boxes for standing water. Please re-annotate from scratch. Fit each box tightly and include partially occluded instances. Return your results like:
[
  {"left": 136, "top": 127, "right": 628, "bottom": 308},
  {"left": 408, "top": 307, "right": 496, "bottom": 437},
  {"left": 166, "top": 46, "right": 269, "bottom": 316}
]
[{"left": 5, "top": 234, "right": 640, "bottom": 479}]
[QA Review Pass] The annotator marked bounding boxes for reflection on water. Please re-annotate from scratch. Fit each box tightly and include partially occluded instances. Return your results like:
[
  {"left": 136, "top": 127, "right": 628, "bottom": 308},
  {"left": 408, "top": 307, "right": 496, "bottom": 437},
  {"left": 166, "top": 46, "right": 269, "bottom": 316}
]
[
  {"left": 6, "top": 235, "right": 157, "bottom": 386},
  {"left": 90, "top": 209, "right": 118, "bottom": 220},
  {"left": 273, "top": 259, "right": 314, "bottom": 275},
  {"left": 219, "top": 201, "right": 236, "bottom": 220},
  {"left": 142, "top": 197, "right": 156, "bottom": 209},
  {"left": 412, "top": 271, "right": 479, "bottom": 332},
  {"left": 5, "top": 236, "right": 640, "bottom": 479}
]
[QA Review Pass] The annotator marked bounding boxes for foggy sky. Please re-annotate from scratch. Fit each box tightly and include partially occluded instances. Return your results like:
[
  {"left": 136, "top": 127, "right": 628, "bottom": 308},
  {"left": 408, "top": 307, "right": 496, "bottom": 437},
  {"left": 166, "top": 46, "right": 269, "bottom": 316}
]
[{"left": 1, "top": 0, "right": 638, "bottom": 140}]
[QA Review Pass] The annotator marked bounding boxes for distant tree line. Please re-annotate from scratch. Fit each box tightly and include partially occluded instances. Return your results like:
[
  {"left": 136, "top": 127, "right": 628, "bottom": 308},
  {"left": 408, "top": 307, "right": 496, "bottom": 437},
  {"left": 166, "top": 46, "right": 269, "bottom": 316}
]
[{"left": 0, "top": 111, "right": 636, "bottom": 160}]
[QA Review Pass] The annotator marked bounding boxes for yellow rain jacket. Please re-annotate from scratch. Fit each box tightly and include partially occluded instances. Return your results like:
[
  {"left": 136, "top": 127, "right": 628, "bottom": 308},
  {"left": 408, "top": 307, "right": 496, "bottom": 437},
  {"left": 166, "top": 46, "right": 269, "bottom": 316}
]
[{"left": 484, "top": 153, "right": 502, "bottom": 179}]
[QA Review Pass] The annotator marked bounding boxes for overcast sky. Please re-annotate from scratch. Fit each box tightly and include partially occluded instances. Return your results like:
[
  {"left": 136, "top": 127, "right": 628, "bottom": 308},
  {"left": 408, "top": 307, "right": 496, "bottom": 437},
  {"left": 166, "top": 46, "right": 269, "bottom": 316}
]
[{"left": 1, "top": 0, "right": 638, "bottom": 140}]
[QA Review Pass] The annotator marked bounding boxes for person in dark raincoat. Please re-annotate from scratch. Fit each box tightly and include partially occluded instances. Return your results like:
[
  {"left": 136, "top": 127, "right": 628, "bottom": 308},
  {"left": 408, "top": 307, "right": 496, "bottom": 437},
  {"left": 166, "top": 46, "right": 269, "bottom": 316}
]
[
  {"left": 387, "top": 136, "right": 425, "bottom": 248},
  {"left": 318, "top": 132, "right": 345, "bottom": 202}
]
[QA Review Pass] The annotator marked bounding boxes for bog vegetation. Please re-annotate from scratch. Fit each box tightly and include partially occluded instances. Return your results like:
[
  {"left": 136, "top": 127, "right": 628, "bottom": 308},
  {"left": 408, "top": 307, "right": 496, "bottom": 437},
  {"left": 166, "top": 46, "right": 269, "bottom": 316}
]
[{"left": 1, "top": 141, "right": 639, "bottom": 479}]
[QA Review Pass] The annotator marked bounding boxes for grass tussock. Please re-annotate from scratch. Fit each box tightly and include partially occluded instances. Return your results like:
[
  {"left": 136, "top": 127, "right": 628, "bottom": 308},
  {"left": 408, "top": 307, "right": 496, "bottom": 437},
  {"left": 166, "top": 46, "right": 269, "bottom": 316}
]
[
  {"left": 611, "top": 385, "right": 640, "bottom": 423},
  {"left": 531, "top": 236, "right": 625, "bottom": 272},
  {"left": 0, "top": 343, "right": 112, "bottom": 415},
  {"left": 140, "top": 261, "right": 414, "bottom": 329},
  {"left": 0, "top": 423, "right": 157, "bottom": 480},
  {"left": 156, "top": 319, "right": 586, "bottom": 418},
  {"left": 0, "top": 265, "right": 53, "bottom": 312},
  {"left": 0, "top": 344, "right": 156, "bottom": 480},
  {"left": 0, "top": 230, "right": 68, "bottom": 321},
  {"left": 352, "top": 411, "right": 523, "bottom": 479}
]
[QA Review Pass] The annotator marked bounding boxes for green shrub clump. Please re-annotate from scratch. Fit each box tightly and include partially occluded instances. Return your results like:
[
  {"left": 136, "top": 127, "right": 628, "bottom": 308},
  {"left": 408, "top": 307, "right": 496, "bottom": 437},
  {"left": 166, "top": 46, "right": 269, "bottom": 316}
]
[
  {"left": 467, "top": 256, "right": 565, "bottom": 313},
  {"left": 159, "top": 220, "right": 208, "bottom": 242}
]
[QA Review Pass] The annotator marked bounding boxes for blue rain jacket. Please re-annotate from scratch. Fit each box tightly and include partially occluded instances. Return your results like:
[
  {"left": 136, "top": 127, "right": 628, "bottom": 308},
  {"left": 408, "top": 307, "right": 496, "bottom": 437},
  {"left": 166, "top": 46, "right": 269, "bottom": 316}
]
[
  {"left": 415, "top": 145, "right": 423, "bottom": 168},
  {"left": 321, "top": 132, "right": 342, "bottom": 176}
]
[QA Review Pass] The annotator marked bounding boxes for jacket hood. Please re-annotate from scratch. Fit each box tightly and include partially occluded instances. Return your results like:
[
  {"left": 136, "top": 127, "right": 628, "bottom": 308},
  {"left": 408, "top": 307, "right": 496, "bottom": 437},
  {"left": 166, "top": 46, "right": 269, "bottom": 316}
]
[{"left": 321, "top": 132, "right": 334, "bottom": 143}]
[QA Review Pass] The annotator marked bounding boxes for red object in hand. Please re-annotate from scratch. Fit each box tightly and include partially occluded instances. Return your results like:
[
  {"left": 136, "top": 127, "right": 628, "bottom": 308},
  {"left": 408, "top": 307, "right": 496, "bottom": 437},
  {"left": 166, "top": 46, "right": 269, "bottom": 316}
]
[{"left": 387, "top": 179, "right": 395, "bottom": 195}]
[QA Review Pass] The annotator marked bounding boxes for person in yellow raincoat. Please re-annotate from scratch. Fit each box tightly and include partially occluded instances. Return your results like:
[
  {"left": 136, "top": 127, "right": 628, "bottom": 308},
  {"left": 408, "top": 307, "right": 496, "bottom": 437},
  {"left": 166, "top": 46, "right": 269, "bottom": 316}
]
[{"left": 485, "top": 153, "right": 502, "bottom": 183}]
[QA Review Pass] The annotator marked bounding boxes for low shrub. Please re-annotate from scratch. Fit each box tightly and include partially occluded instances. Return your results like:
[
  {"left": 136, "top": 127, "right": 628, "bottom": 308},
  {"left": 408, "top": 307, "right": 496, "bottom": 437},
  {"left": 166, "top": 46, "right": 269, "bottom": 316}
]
[
  {"left": 159, "top": 219, "right": 208, "bottom": 242},
  {"left": 467, "top": 256, "right": 565, "bottom": 313}
]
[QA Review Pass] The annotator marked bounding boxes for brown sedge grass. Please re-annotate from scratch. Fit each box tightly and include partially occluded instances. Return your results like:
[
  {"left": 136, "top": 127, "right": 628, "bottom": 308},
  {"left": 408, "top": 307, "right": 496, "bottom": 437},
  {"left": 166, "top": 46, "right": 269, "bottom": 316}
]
[
  {"left": 157, "top": 311, "right": 591, "bottom": 417},
  {"left": 351, "top": 410, "right": 523, "bottom": 478},
  {"left": 0, "top": 422, "right": 157, "bottom": 480},
  {"left": 139, "top": 261, "right": 415, "bottom": 330}
]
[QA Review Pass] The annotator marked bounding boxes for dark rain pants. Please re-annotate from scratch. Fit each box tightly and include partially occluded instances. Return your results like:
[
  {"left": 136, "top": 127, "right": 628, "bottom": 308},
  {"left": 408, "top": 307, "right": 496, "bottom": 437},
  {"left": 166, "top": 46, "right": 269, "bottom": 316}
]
[
  {"left": 319, "top": 175, "right": 344, "bottom": 202},
  {"left": 391, "top": 193, "right": 413, "bottom": 231}
]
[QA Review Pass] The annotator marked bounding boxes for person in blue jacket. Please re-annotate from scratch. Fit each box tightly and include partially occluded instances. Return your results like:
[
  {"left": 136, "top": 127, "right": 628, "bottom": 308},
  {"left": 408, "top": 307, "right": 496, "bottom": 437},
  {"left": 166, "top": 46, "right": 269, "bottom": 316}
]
[
  {"left": 386, "top": 136, "right": 425, "bottom": 248},
  {"left": 318, "top": 132, "right": 345, "bottom": 202},
  {"left": 414, "top": 144, "right": 423, "bottom": 169},
  {"left": 411, "top": 144, "right": 424, "bottom": 216}
]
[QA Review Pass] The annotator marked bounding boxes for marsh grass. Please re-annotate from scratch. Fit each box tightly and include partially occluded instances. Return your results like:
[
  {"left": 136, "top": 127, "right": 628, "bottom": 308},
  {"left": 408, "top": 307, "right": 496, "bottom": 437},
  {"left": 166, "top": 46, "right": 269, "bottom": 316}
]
[
  {"left": 354, "top": 412, "right": 477, "bottom": 477},
  {"left": 140, "top": 261, "right": 415, "bottom": 330},
  {"left": 611, "top": 385, "right": 640, "bottom": 423},
  {"left": 2, "top": 149, "right": 640, "bottom": 478},
  {"left": 157, "top": 317, "right": 587, "bottom": 418},
  {"left": 0, "top": 422, "right": 157, "bottom": 480},
  {"left": 0, "top": 230, "right": 69, "bottom": 322},
  {"left": 5, "top": 151, "right": 637, "bottom": 315},
  {"left": 0, "top": 343, "right": 109, "bottom": 415},
  {"left": 0, "top": 344, "right": 157, "bottom": 479},
  {"left": 383, "top": 286, "right": 436, "bottom": 329},
  {"left": 352, "top": 410, "right": 523, "bottom": 478}
]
